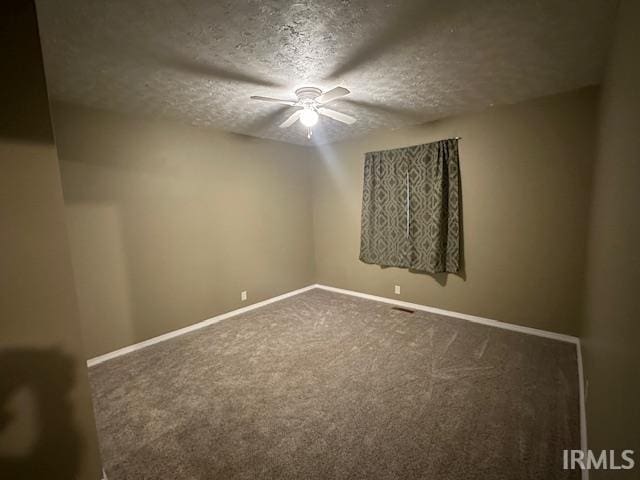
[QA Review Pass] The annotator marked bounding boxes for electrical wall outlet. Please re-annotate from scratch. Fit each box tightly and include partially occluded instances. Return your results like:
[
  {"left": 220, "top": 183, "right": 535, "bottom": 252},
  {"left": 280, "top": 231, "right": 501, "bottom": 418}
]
[
  {"left": 394, "top": 285, "right": 401, "bottom": 295},
  {"left": 241, "top": 291, "right": 247, "bottom": 301}
]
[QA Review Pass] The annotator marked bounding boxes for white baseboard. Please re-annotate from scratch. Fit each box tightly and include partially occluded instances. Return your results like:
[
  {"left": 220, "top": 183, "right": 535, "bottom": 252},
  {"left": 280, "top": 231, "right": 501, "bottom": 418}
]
[
  {"left": 86, "top": 281, "right": 587, "bottom": 467},
  {"left": 86, "top": 284, "right": 316, "bottom": 367},
  {"left": 314, "top": 282, "right": 587, "bottom": 466},
  {"left": 313, "top": 284, "right": 579, "bottom": 344},
  {"left": 577, "top": 342, "right": 589, "bottom": 480}
]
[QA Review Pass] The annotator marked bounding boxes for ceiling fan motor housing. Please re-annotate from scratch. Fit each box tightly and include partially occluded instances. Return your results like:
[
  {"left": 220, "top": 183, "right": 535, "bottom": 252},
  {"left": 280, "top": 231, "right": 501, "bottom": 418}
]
[
  {"left": 295, "top": 87, "right": 323, "bottom": 102},
  {"left": 296, "top": 87, "right": 322, "bottom": 106}
]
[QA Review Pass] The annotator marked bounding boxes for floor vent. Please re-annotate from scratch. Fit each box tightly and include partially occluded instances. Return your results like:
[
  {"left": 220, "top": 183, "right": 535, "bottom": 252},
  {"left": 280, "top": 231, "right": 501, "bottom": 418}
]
[{"left": 391, "top": 306, "right": 415, "bottom": 314}]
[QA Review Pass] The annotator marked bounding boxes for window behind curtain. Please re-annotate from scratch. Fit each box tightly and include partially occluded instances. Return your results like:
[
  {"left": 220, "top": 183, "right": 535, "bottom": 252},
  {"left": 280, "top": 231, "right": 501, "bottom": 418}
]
[{"left": 359, "top": 139, "right": 461, "bottom": 274}]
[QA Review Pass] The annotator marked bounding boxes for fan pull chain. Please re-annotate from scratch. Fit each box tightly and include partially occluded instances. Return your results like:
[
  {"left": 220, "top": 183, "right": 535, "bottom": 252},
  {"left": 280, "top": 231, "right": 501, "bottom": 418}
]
[{"left": 307, "top": 127, "right": 313, "bottom": 140}]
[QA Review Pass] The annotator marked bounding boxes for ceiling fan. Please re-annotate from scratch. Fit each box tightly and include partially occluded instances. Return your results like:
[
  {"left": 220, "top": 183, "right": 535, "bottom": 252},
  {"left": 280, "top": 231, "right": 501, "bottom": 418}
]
[{"left": 250, "top": 86, "right": 356, "bottom": 138}]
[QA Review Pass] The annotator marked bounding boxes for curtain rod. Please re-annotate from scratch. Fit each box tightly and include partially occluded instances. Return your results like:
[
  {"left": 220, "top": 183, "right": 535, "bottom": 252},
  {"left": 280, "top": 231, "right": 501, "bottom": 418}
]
[{"left": 365, "top": 137, "right": 462, "bottom": 155}]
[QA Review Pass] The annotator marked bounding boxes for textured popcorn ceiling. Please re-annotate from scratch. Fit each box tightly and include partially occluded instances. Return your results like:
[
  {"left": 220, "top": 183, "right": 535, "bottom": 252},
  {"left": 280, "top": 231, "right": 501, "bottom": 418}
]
[{"left": 36, "top": 0, "right": 617, "bottom": 146}]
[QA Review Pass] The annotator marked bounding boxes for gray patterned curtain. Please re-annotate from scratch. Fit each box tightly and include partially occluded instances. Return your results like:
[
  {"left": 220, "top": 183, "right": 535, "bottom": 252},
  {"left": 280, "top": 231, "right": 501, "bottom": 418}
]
[{"left": 359, "top": 139, "right": 461, "bottom": 274}]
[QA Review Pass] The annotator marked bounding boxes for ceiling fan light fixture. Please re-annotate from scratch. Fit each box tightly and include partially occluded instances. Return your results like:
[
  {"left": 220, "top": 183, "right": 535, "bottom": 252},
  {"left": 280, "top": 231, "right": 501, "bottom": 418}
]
[
  {"left": 251, "top": 86, "right": 355, "bottom": 132},
  {"left": 299, "top": 108, "right": 319, "bottom": 127}
]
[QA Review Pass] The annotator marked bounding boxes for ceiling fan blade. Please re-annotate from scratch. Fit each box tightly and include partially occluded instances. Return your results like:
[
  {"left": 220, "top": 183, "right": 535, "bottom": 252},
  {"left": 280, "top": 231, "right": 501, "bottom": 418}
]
[
  {"left": 317, "top": 87, "right": 350, "bottom": 104},
  {"left": 250, "top": 96, "right": 297, "bottom": 106},
  {"left": 279, "top": 109, "right": 303, "bottom": 128},
  {"left": 318, "top": 107, "right": 356, "bottom": 125}
]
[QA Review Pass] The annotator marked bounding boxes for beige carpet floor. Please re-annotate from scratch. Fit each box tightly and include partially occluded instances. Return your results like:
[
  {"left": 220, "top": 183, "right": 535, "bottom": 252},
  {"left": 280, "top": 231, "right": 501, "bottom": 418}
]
[{"left": 89, "top": 289, "right": 580, "bottom": 479}]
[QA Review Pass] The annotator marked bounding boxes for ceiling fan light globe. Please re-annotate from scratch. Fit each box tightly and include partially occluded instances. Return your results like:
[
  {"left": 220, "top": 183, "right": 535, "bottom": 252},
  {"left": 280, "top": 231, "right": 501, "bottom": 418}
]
[{"left": 300, "top": 109, "right": 319, "bottom": 127}]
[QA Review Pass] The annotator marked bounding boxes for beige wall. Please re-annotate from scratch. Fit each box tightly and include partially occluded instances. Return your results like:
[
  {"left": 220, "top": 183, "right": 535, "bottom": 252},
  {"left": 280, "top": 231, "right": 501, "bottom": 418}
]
[
  {"left": 311, "top": 88, "right": 598, "bottom": 335},
  {"left": 0, "top": 2, "right": 101, "bottom": 479},
  {"left": 51, "top": 103, "right": 315, "bottom": 358},
  {"left": 581, "top": 0, "right": 640, "bottom": 472},
  {"left": 50, "top": 88, "right": 598, "bottom": 353},
  {"left": 4, "top": 0, "right": 634, "bottom": 473}
]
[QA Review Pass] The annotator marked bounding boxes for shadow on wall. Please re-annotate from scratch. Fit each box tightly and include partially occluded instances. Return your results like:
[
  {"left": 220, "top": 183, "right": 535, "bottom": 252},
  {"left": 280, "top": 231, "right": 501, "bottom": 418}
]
[
  {"left": 406, "top": 267, "right": 466, "bottom": 287},
  {"left": 51, "top": 102, "right": 316, "bottom": 359},
  {"left": 385, "top": 255, "right": 467, "bottom": 287},
  {"left": 0, "top": 2, "right": 100, "bottom": 479},
  {"left": 0, "top": 0, "right": 55, "bottom": 145},
  {"left": 0, "top": 348, "right": 83, "bottom": 480}
]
